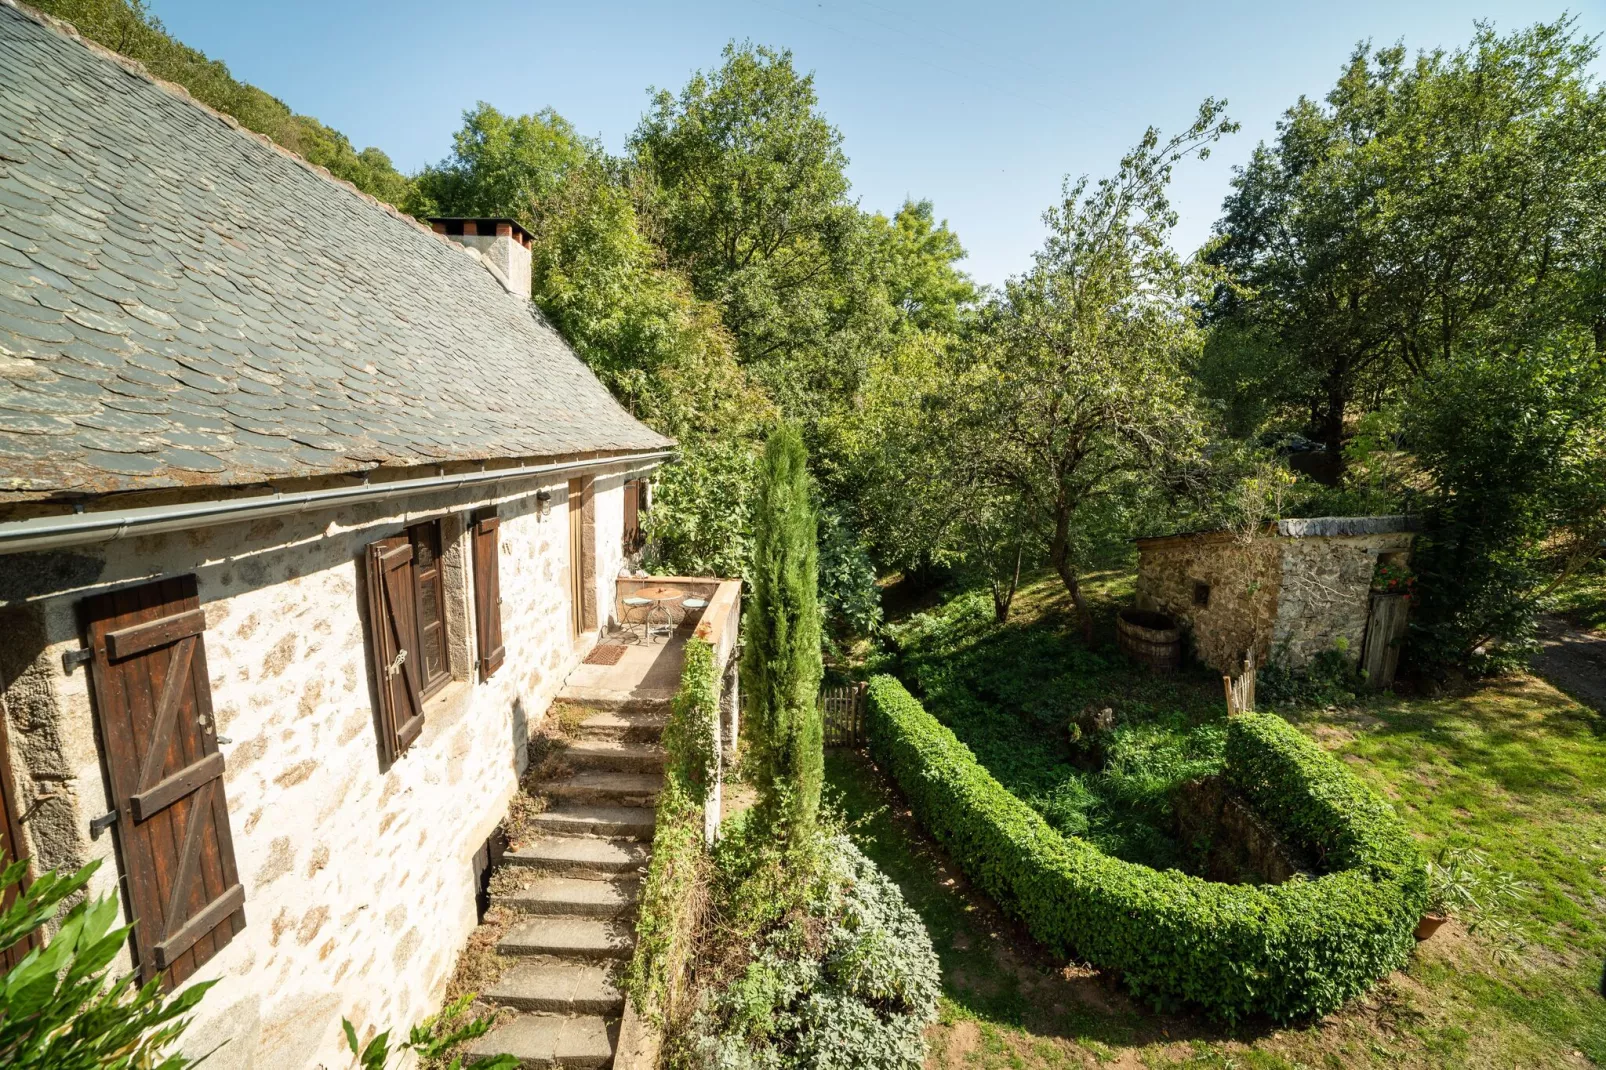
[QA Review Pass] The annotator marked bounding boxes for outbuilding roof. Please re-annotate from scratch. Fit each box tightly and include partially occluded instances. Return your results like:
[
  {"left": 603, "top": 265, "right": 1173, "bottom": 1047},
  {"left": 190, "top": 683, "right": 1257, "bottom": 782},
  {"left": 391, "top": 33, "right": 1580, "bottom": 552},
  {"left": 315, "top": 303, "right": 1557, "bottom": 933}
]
[
  {"left": 1135, "top": 515, "right": 1416, "bottom": 546},
  {"left": 0, "top": 1, "right": 670, "bottom": 502}
]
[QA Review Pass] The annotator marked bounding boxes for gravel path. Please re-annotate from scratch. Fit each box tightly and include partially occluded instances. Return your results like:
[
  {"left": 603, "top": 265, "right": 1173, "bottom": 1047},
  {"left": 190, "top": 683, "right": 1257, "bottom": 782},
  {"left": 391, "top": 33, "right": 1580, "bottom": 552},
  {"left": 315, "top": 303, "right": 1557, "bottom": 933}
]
[{"left": 1534, "top": 614, "right": 1606, "bottom": 715}]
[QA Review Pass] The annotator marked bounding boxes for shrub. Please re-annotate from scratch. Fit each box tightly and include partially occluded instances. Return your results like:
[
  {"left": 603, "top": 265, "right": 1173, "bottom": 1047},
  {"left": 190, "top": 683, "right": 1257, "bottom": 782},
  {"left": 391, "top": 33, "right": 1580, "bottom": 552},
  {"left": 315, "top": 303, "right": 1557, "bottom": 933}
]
[
  {"left": 627, "top": 639, "right": 718, "bottom": 1020},
  {"left": 865, "top": 675, "right": 1426, "bottom": 1022},
  {"left": 681, "top": 835, "right": 939, "bottom": 1070}
]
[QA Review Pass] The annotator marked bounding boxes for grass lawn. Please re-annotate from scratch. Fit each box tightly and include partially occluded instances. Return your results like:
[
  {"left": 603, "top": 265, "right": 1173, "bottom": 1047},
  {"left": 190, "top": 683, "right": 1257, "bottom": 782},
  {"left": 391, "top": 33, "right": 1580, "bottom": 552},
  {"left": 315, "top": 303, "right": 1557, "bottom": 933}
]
[{"left": 831, "top": 570, "right": 1606, "bottom": 1068}]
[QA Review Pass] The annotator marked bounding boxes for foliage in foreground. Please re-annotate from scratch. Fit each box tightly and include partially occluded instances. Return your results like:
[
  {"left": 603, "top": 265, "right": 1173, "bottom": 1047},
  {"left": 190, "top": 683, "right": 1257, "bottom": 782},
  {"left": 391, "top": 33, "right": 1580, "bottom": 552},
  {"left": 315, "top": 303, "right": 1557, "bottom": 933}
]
[
  {"left": 627, "top": 638, "right": 716, "bottom": 1021},
  {"left": 741, "top": 426, "right": 824, "bottom": 844},
  {"left": 865, "top": 675, "right": 1426, "bottom": 1022},
  {"left": 677, "top": 829, "right": 939, "bottom": 1070},
  {"left": 0, "top": 858, "right": 210, "bottom": 1069},
  {"left": 341, "top": 993, "right": 515, "bottom": 1070}
]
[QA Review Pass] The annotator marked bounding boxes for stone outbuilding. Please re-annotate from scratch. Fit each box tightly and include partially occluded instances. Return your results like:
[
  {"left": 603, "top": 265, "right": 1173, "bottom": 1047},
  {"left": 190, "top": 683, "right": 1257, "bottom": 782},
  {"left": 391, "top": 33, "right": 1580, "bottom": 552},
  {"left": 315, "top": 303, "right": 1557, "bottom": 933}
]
[
  {"left": 1134, "top": 517, "right": 1415, "bottom": 677},
  {"left": 0, "top": 4, "right": 672, "bottom": 1065}
]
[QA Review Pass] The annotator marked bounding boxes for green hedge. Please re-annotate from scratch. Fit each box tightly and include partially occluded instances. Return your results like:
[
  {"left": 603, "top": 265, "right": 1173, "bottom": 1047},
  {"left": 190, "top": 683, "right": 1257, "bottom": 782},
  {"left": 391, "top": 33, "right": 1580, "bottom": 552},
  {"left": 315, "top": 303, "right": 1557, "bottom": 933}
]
[
  {"left": 864, "top": 675, "right": 1426, "bottom": 1022},
  {"left": 625, "top": 640, "right": 717, "bottom": 1020}
]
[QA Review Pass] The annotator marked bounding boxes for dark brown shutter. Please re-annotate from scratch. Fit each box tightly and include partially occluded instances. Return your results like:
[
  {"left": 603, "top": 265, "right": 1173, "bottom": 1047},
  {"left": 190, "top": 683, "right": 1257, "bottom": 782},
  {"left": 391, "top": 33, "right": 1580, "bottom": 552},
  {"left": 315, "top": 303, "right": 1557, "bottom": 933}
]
[
  {"left": 623, "top": 481, "right": 640, "bottom": 552},
  {"left": 365, "top": 536, "right": 426, "bottom": 762},
  {"left": 0, "top": 696, "right": 38, "bottom": 972},
  {"left": 473, "top": 510, "right": 505, "bottom": 682},
  {"left": 78, "top": 575, "right": 245, "bottom": 988}
]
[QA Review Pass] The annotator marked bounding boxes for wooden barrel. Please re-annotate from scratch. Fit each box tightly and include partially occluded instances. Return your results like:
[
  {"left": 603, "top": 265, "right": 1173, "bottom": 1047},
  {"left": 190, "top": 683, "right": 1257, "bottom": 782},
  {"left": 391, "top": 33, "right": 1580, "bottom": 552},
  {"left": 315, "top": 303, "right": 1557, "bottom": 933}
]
[{"left": 1117, "top": 608, "right": 1181, "bottom": 673}]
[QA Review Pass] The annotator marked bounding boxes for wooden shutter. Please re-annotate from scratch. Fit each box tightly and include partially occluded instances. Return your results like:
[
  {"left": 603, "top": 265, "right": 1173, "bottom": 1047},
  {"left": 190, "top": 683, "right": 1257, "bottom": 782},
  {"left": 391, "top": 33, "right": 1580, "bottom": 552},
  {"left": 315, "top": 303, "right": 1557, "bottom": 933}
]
[
  {"left": 0, "top": 697, "right": 38, "bottom": 972},
  {"left": 623, "top": 481, "right": 640, "bottom": 552},
  {"left": 473, "top": 511, "right": 505, "bottom": 682},
  {"left": 78, "top": 575, "right": 245, "bottom": 988},
  {"left": 365, "top": 536, "right": 427, "bottom": 763}
]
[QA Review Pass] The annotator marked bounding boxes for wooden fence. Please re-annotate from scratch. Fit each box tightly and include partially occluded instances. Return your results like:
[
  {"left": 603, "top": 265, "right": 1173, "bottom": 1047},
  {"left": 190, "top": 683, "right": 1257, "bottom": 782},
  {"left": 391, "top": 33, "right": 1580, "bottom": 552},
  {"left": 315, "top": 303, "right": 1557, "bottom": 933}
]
[{"left": 821, "top": 682, "right": 867, "bottom": 748}]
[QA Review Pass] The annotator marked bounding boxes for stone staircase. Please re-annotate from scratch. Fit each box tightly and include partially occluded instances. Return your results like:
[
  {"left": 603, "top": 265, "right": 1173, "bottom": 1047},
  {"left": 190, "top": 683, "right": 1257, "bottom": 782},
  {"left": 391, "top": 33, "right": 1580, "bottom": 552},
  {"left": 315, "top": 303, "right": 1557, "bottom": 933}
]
[{"left": 468, "top": 700, "right": 667, "bottom": 1068}]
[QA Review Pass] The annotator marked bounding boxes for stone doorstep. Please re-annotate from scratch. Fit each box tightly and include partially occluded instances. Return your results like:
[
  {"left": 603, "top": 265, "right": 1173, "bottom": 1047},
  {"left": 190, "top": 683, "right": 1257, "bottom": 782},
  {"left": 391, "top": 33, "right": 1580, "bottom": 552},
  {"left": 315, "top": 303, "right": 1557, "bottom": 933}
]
[
  {"left": 572, "top": 710, "right": 669, "bottom": 743},
  {"left": 556, "top": 686, "right": 676, "bottom": 714},
  {"left": 505, "top": 837, "right": 650, "bottom": 878},
  {"left": 483, "top": 962, "right": 625, "bottom": 1015},
  {"left": 499, "top": 916, "right": 635, "bottom": 960},
  {"left": 546, "top": 771, "right": 663, "bottom": 807},
  {"left": 495, "top": 875, "right": 642, "bottom": 917},
  {"left": 560, "top": 740, "right": 666, "bottom": 774},
  {"left": 529, "top": 805, "right": 656, "bottom": 840},
  {"left": 467, "top": 1012, "right": 618, "bottom": 1069}
]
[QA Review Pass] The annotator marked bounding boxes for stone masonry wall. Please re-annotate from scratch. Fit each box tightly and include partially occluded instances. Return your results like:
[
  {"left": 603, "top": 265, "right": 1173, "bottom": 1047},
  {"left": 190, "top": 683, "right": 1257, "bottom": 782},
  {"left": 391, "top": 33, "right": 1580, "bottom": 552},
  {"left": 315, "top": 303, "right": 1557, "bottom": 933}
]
[
  {"left": 1135, "top": 533, "right": 1281, "bottom": 674},
  {"left": 0, "top": 461, "right": 645, "bottom": 1069},
  {"left": 1270, "top": 532, "right": 1413, "bottom": 667}
]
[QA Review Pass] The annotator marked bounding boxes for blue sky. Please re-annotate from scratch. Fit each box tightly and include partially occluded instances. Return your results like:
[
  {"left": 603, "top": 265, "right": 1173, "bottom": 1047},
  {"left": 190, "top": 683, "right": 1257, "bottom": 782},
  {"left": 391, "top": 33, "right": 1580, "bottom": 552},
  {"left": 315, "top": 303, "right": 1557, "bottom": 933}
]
[{"left": 153, "top": 0, "right": 1603, "bottom": 286}]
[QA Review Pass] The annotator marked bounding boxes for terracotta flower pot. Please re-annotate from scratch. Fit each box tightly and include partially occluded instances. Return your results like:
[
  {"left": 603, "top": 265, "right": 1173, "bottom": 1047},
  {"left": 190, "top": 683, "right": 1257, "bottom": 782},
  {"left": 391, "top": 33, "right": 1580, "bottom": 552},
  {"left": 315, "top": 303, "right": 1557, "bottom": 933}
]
[{"left": 1415, "top": 912, "right": 1449, "bottom": 941}]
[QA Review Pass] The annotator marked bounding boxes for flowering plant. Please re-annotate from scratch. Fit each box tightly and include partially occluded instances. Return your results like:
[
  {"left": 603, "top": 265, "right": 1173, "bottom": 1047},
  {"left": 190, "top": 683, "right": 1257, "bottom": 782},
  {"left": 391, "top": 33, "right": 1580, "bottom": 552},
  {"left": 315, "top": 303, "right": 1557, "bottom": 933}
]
[{"left": 1373, "top": 559, "right": 1415, "bottom": 597}]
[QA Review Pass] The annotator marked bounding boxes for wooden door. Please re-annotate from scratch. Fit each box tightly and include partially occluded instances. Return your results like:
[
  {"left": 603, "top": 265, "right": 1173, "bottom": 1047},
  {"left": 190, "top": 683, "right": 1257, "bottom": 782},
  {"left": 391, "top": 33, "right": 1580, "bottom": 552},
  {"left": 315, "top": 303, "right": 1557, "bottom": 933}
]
[
  {"left": 79, "top": 575, "right": 245, "bottom": 987},
  {"left": 568, "top": 478, "right": 585, "bottom": 637},
  {"left": 1360, "top": 592, "right": 1410, "bottom": 691}
]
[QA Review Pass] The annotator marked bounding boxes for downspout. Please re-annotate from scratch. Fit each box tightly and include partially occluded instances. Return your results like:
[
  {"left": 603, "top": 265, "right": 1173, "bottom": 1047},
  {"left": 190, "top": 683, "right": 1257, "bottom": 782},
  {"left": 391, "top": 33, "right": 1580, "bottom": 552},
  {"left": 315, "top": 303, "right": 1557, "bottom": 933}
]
[{"left": 0, "top": 450, "right": 674, "bottom": 556}]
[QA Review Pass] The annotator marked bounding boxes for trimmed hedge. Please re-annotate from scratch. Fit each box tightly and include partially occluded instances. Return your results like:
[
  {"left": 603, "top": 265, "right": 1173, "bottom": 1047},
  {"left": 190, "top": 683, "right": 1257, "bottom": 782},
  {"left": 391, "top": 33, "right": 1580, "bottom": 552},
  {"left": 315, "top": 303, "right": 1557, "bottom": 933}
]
[{"left": 865, "top": 675, "right": 1426, "bottom": 1022}]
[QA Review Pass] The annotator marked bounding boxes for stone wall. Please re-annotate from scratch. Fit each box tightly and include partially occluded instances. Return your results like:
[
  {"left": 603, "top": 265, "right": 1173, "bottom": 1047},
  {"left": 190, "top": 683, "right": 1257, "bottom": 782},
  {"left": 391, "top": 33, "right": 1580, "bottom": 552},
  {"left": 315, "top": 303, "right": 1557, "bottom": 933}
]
[
  {"left": 0, "top": 461, "right": 646, "bottom": 1068},
  {"left": 1135, "top": 532, "right": 1281, "bottom": 673},
  {"left": 1270, "top": 532, "right": 1413, "bottom": 667},
  {"left": 1136, "top": 523, "right": 1414, "bottom": 673}
]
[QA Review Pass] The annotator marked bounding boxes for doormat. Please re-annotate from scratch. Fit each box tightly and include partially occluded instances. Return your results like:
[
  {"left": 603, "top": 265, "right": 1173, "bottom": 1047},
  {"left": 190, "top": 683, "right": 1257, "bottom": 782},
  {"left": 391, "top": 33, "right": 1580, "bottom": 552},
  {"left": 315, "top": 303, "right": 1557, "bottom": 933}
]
[{"left": 583, "top": 644, "right": 628, "bottom": 666}]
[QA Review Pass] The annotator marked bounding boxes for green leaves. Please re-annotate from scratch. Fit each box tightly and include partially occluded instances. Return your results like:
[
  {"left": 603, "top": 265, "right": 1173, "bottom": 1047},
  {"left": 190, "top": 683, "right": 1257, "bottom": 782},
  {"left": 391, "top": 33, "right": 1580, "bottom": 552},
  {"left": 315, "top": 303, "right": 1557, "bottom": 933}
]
[
  {"left": 0, "top": 857, "right": 217, "bottom": 1070},
  {"left": 339, "top": 994, "right": 515, "bottom": 1070}
]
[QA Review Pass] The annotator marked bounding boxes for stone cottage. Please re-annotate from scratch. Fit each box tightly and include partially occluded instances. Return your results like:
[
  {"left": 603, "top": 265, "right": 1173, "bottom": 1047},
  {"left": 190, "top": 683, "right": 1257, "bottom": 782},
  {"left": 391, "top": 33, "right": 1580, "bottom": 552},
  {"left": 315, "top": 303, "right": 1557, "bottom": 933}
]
[
  {"left": 1134, "top": 517, "right": 1415, "bottom": 677},
  {"left": 0, "top": 3, "right": 669, "bottom": 1065}
]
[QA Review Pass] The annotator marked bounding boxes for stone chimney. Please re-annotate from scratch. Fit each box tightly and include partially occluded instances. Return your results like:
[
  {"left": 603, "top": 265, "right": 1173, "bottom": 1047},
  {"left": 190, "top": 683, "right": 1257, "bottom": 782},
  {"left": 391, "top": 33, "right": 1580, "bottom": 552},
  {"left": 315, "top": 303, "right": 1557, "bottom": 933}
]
[{"left": 429, "top": 218, "right": 532, "bottom": 301}]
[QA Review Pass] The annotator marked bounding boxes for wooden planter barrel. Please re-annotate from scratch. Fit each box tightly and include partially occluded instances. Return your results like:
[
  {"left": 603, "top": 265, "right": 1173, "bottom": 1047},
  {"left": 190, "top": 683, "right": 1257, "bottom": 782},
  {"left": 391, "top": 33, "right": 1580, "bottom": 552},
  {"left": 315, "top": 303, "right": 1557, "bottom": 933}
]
[{"left": 1117, "top": 608, "right": 1181, "bottom": 673}]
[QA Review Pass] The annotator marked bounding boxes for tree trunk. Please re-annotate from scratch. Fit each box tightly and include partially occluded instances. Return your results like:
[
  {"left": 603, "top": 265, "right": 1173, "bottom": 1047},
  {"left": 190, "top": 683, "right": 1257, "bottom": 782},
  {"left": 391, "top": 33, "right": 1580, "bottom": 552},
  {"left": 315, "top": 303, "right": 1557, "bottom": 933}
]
[
  {"left": 990, "top": 543, "right": 1024, "bottom": 624},
  {"left": 1048, "top": 504, "right": 1093, "bottom": 643}
]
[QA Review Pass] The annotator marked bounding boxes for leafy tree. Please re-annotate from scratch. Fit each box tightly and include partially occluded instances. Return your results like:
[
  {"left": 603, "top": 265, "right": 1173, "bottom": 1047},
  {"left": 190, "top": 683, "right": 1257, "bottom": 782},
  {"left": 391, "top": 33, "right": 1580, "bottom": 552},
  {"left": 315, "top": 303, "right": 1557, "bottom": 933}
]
[
  {"left": 866, "top": 200, "right": 978, "bottom": 336},
  {"left": 1207, "top": 19, "right": 1606, "bottom": 460},
  {"left": 1403, "top": 337, "right": 1606, "bottom": 674},
  {"left": 34, "top": 0, "right": 413, "bottom": 207},
  {"left": 741, "top": 425, "right": 824, "bottom": 844},
  {"left": 958, "top": 103, "right": 1235, "bottom": 638},
  {"left": 0, "top": 858, "right": 211, "bottom": 1068}
]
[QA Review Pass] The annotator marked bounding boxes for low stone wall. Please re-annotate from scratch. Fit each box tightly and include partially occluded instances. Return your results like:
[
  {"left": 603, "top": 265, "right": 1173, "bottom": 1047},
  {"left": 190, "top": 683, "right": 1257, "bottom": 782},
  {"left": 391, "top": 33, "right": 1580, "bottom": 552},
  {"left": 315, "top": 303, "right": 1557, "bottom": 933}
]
[
  {"left": 1271, "top": 532, "right": 1413, "bottom": 667},
  {"left": 1173, "top": 776, "right": 1311, "bottom": 886}
]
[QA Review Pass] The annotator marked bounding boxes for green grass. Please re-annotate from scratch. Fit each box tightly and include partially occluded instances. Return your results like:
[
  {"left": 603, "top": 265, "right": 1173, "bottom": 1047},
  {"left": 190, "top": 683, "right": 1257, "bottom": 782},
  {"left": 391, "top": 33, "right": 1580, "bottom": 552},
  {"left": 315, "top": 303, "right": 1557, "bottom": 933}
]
[
  {"left": 1550, "top": 558, "right": 1606, "bottom": 634},
  {"left": 833, "top": 569, "right": 1606, "bottom": 1069}
]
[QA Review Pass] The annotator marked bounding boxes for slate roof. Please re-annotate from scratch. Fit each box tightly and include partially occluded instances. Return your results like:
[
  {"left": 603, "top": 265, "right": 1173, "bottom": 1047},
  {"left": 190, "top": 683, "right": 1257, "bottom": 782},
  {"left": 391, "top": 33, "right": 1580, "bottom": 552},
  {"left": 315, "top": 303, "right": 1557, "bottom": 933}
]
[{"left": 0, "top": 1, "right": 671, "bottom": 501}]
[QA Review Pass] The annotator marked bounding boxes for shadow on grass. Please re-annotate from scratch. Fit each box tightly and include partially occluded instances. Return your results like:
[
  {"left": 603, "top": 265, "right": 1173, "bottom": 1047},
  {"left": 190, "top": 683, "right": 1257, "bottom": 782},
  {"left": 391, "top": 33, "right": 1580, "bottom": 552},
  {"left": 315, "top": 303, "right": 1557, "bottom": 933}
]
[{"left": 823, "top": 748, "right": 1282, "bottom": 1053}]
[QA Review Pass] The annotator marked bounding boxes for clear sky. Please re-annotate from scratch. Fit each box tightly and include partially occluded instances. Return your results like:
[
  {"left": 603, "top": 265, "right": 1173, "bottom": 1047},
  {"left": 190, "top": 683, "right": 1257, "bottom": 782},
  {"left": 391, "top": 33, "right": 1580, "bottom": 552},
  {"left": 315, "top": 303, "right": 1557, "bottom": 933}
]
[{"left": 151, "top": 0, "right": 1603, "bottom": 286}]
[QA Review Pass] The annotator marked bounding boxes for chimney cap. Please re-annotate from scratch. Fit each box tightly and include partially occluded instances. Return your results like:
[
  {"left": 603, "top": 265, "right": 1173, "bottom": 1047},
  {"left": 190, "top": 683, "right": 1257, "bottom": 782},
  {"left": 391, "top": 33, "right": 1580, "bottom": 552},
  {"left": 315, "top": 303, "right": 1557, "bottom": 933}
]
[{"left": 428, "top": 217, "right": 533, "bottom": 246}]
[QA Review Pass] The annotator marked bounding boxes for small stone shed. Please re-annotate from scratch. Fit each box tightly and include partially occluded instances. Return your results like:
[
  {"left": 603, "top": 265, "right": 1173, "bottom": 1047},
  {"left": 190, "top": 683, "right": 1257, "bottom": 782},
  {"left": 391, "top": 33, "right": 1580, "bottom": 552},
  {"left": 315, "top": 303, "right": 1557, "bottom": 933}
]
[{"left": 1134, "top": 516, "right": 1415, "bottom": 675}]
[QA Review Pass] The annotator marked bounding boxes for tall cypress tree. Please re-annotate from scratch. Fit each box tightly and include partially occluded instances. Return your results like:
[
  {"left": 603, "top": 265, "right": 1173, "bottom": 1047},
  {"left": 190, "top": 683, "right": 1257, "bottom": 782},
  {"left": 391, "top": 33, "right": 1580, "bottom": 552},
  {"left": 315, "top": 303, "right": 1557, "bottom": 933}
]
[{"left": 741, "top": 425, "right": 823, "bottom": 841}]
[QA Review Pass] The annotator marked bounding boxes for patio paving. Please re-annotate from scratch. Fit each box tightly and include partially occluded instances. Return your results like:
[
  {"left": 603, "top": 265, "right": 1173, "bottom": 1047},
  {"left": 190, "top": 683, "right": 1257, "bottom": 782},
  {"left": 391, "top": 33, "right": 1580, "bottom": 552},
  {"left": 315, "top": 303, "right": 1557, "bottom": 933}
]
[{"left": 559, "top": 631, "right": 686, "bottom": 709}]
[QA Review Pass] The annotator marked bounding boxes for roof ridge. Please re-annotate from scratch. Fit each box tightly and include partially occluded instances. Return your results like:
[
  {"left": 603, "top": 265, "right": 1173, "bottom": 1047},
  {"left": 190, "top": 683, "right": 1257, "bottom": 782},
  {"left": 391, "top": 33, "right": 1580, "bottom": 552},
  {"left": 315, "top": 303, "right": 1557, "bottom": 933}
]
[{"left": 2, "top": 0, "right": 475, "bottom": 265}]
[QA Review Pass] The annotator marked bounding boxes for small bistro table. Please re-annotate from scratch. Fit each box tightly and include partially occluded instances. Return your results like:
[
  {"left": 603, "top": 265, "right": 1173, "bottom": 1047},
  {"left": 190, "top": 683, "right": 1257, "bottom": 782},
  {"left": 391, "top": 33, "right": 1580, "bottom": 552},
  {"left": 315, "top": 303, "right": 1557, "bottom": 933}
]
[{"left": 628, "top": 585, "right": 685, "bottom": 643}]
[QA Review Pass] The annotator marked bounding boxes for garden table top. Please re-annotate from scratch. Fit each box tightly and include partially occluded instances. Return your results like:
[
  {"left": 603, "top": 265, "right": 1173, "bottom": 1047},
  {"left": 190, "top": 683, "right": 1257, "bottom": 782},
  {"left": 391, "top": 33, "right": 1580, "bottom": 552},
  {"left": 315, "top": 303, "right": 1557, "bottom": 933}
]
[{"left": 632, "top": 586, "right": 686, "bottom": 603}]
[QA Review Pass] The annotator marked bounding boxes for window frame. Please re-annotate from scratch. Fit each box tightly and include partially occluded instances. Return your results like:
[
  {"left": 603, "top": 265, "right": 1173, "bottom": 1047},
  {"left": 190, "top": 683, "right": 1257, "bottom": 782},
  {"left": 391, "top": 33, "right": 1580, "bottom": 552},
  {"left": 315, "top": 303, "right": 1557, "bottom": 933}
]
[{"left": 407, "top": 520, "right": 452, "bottom": 699}]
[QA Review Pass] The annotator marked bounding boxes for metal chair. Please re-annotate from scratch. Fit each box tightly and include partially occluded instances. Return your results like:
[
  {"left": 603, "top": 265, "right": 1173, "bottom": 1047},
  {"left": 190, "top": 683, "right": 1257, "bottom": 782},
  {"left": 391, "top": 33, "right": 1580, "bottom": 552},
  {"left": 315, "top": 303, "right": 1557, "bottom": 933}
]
[
  {"left": 679, "top": 597, "right": 709, "bottom": 631},
  {"left": 621, "top": 596, "right": 654, "bottom": 644}
]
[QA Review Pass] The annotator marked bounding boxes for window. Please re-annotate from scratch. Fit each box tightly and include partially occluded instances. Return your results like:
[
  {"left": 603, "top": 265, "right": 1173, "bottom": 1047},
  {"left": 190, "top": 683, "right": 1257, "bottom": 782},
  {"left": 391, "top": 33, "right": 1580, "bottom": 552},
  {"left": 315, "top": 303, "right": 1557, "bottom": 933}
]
[
  {"left": 78, "top": 574, "right": 246, "bottom": 988},
  {"left": 408, "top": 521, "right": 451, "bottom": 699},
  {"left": 1193, "top": 581, "right": 1211, "bottom": 608}
]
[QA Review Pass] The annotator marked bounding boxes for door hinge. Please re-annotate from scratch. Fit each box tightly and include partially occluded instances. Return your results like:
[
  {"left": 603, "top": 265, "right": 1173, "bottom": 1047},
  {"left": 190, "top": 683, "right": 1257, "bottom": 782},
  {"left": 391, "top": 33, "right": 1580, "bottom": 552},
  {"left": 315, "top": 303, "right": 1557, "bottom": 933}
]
[
  {"left": 88, "top": 809, "right": 119, "bottom": 839},
  {"left": 61, "top": 647, "right": 94, "bottom": 674}
]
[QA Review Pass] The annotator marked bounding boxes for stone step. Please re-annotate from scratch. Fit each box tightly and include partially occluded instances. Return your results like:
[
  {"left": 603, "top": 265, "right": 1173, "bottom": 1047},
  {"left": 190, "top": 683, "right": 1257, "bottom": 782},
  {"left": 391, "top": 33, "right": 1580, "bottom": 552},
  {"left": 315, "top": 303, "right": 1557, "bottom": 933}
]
[
  {"left": 557, "top": 686, "right": 674, "bottom": 714},
  {"left": 467, "top": 1012, "right": 617, "bottom": 1068},
  {"left": 482, "top": 962, "right": 625, "bottom": 1014},
  {"left": 499, "top": 916, "right": 634, "bottom": 960},
  {"left": 494, "top": 876, "right": 641, "bottom": 917},
  {"left": 561, "top": 740, "right": 665, "bottom": 774},
  {"left": 573, "top": 709, "right": 668, "bottom": 743},
  {"left": 528, "top": 805, "right": 656, "bottom": 840},
  {"left": 546, "top": 771, "right": 662, "bottom": 807},
  {"left": 505, "top": 837, "right": 649, "bottom": 878}
]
